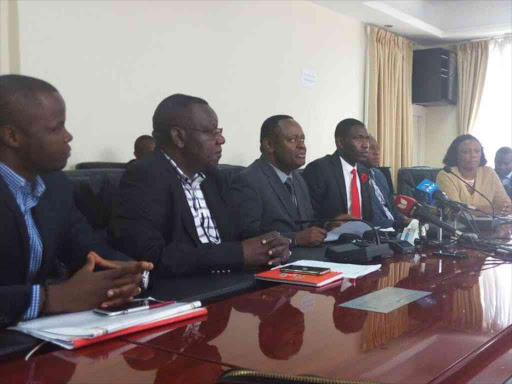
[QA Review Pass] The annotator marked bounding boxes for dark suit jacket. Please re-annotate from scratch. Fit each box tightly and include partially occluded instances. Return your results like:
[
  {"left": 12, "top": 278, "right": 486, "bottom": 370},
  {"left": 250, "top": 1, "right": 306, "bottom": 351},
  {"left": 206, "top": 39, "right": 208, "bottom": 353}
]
[
  {"left": 0, "top": 171, "right": 117, "bottom": 328},
  {"left": 228, "top": 158, "right": 314, "bottom": 244},
  {"left": 302, "top": 151, "right": 373, "bottom": 221},
  {"left": 369, "top": 168, "right": 405, "bottom": 228},
  {"left": 112, "top": 150, "right": 244, "bottom": 277}
]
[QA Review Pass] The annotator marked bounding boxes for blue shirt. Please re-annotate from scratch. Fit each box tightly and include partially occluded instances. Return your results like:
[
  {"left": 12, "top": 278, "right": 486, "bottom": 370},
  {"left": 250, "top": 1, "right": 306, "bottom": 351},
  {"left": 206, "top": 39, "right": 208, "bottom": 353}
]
[
  {"left": 0, "top": 162, "right": 46, "bottom": 320},
  {"left": 503, "top": 171, "right": 512, "bottom": 187}
]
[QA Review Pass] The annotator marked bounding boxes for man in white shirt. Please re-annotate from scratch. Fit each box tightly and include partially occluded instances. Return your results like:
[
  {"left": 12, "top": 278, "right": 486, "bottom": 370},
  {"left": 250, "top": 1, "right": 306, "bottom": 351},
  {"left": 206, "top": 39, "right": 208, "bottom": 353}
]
[{"left": 303, "top": 118, "right": 373, "bottom": 222}]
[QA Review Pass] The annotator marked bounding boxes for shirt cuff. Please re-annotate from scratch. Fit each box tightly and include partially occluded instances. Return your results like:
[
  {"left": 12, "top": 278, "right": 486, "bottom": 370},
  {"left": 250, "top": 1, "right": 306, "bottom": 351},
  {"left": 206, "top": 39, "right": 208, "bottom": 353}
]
[{"left": 22, "top": 285, "right": 41, "bottom": 321}]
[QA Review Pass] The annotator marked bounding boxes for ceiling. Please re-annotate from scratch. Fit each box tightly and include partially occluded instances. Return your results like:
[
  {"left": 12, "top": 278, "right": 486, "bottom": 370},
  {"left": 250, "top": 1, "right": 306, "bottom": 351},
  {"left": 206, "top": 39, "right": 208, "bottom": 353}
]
[{"left": 312, "top": 0, "right": 512, "bottom": 46}]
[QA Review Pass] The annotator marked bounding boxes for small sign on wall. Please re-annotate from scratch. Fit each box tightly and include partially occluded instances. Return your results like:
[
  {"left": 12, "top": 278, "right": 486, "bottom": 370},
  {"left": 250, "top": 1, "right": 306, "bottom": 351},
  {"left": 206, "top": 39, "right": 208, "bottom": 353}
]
[{"left": 301, "top": 68, "right": 317, "bottom": 89}]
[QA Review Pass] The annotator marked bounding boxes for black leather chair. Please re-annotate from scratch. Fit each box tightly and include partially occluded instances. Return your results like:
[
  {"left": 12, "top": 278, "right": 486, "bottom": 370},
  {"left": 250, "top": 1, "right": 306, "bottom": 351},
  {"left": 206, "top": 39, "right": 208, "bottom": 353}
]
[
  {"left": 397, "top": 167, "right": 442, "bottom": 198},
  {"left": 75, "top": 162, "right": 126, "bottom": 170},
  {"left": 64, "top": 164, "right": 246, "bottom": 231}
]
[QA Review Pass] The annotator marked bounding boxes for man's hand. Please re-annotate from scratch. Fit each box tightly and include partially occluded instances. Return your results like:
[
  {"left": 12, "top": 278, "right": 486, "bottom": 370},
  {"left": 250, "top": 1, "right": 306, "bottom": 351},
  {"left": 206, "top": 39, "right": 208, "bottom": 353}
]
[
  {"left": 242, "top": 231, "right": 291, "bottom": 267},
  {"left": 44, "top": 252, "right": 153, "bottom": 314},
  {"left": 296, "top": 227, "right": 327, "bottom": 247},
  {"left": 325, "top": 213, "right": 354, "bottom": 232}
]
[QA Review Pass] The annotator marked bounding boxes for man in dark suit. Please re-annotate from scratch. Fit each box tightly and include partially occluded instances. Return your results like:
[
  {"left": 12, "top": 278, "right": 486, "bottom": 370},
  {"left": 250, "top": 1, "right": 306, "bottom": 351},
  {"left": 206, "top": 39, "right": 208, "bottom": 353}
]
[
  {"left": 363, "top": 136, "right": 407, "bottom": 229},
  {"left": 0, "top": 75, "right": 152, "bottom": 327},
  {"left": 303, "top": 118, "right": 373, "bottom": 222},
  {"left": 495, "top": 146, "right": 512, "bottom": 199},
  {"left": 127, "top": 135, "right": 155, "bottom": 166},
  {"left": 229, "top": 115, "right": 326, "bottom": 247},
  {"left": 113, "top": 94, "right": 290, "bottom": 277}
]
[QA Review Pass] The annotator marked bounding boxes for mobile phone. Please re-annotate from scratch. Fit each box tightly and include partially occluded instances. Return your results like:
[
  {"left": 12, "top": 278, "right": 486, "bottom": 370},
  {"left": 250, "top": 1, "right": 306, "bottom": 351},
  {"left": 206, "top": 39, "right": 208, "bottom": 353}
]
[
  {"left": 94, "top": 298, "right": 167, "bottom": 316},
  {"left": 432, "top": 250, "right": 467, "bottom": 258},
  {"left": 280, "top": 266, "right": 331, "bottom": 275}
]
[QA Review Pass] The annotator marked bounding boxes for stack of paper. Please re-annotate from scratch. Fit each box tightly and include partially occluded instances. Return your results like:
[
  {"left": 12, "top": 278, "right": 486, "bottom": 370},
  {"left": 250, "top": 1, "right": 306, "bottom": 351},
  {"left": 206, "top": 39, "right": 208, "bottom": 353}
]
[{"left": 10, "top": 301, "right": 206, "bottom": 349}]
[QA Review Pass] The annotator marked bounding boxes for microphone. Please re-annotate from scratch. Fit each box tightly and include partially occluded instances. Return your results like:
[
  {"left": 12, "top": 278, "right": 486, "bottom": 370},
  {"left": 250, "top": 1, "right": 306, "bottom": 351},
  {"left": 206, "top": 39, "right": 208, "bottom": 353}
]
[
  {"left": 442, "top": 166, "right": 496, "bottom": 217},
  {"left": 393, "top": 195, "right": 477, "bottom": 241},
  {"left": 294, "top": 218, "right": 382, "bottom": 245},
  {"left": 416, "top": 179, "right": 477, "bottom": 211},
  {"left": 295, "top": 218, "right": 393, "bottom": 263}
]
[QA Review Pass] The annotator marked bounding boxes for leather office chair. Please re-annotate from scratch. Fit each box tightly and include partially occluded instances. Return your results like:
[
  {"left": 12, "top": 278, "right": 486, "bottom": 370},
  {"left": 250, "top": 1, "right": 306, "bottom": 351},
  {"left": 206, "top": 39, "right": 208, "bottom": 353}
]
[
  {"left": 397, "top": 167, "right": 442, "bottom": 198},
  {"left": 76, "top": 162, "right": 126, "bottom": 170}
]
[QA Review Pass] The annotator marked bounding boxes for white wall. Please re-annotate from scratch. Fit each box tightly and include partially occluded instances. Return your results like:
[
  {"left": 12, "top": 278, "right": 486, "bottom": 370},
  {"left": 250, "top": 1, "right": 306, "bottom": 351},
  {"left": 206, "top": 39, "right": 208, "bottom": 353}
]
[
  {"left": 423, "top": 105, "right": 458, "bottom": 167},
  {"left": 14, "top": 0, "right": 366, "bottom": 168}
]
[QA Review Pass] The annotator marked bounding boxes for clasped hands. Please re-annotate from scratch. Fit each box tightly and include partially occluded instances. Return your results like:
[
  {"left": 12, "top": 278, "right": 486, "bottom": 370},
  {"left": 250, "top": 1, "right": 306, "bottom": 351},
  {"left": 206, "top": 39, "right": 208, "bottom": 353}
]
[
  {"left": 242, "top": 231, "right": 292, "bottom": 267},
  {"left": 44, "top": 252, "right": 153, "bottom": 314}
]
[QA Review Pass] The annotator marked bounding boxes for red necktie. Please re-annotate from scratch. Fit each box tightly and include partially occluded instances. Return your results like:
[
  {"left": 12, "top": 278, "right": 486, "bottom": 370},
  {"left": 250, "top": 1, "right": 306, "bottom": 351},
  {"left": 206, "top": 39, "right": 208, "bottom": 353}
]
[{"left": 350, "top": 169, "right": 361, "bottom": 219}]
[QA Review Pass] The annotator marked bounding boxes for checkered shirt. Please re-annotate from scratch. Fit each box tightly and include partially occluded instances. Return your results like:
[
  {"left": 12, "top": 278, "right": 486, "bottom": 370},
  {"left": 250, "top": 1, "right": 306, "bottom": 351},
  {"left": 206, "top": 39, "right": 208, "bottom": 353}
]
[
  {"left": 162, "top": 152, "right": 221, "bottom": 244},
  {"left": 0, "top": 162, "right": 46, "bottom": 320}
]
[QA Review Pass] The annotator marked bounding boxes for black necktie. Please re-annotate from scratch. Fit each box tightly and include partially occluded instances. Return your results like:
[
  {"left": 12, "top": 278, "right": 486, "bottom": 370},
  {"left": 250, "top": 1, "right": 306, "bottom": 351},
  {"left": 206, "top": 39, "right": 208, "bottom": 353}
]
[{"left": 284, "top": 177, "right": 297, "bottom": 206}]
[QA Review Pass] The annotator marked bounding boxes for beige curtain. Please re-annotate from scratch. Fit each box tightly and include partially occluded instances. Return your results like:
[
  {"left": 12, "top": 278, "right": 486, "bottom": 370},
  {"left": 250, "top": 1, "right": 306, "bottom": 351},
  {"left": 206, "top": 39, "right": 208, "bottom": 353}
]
[
  {"left": 367, "top": 26, "right": 413, "bottom": 183},
  {"left": 456, "top": 41, "right": 490, "bottom": 135}
]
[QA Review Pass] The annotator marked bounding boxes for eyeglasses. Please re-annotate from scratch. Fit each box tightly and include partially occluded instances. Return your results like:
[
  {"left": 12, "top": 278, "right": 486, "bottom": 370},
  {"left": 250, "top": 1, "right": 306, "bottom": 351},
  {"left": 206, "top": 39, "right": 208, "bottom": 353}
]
[{"left": 184, "top": 127, "right": 224, "bottom": 138}]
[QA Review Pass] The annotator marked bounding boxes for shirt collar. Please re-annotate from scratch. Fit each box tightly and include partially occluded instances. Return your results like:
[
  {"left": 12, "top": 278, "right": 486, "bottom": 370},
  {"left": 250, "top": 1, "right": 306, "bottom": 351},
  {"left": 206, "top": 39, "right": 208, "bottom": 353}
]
[
  {"left": 161, "top": 150, "right": 205, "bottom": 185},
  {"left": 339, "top": 155, "right": 358, "bottom": 174},
  {"left": 268, "top": 162, "right": 291, "bottom": 184},
  {"left": 0, "top": 162, "right": 46, "bottom": 199}
]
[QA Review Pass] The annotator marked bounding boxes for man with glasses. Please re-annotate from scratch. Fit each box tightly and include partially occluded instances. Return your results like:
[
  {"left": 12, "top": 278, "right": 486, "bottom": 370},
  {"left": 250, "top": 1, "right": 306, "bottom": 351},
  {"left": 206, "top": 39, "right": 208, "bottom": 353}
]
[
  {"left": 113, "top": 94, "right": 291, "bottom": 276},
  {"left": 229, "top": 115, "right": 326, "bottom": 247},
  {"left": 303, "top": 118, "right": 373, "bottom": 222}
]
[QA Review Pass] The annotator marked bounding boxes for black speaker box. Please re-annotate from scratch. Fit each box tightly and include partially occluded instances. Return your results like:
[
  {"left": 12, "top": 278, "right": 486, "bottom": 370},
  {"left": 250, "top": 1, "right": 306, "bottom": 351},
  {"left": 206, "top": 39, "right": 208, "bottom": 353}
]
[{"left": 413, "top": 48, "right": 457, "bottom": 105}]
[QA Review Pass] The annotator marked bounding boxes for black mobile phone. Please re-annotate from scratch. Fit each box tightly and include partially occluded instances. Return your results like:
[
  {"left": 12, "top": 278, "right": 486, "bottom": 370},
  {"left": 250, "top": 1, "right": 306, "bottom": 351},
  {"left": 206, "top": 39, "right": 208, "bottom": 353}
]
[
  {"left": 280, "top": 266, "right": 331, "bottom": 275},
  {"left": 93, "top": 298, "right": 165, "bottom": 316},
  {"left": 432, "top": 250, "right": 467, "bottom": 258}
]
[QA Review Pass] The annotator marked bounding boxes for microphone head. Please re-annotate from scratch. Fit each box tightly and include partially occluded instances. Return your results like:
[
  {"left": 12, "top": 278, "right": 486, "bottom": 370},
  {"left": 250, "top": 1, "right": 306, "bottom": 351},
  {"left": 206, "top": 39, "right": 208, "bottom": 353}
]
[
  {"left": 443, "top": 166, "right": 452, "bottom": 174},
  {"left": 416, "top": 179, "right": 440, "bottom": 204},
  {"left": 394, "top": 195, "right": 418, "bottom": 216}
]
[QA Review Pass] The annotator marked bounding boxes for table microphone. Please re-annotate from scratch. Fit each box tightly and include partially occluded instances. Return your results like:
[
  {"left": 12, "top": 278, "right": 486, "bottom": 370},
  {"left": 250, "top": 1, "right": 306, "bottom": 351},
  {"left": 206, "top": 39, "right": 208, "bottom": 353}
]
[
  {"left": 442, "top": 166, "right": 496, "bottom": 217},
  {"left": 294, "top": 218, "right": 382, "bottom": 245},
  {"left": 295, "top": 218, "right": 393, "bottom": 263},
  {"left": 416, "top": 179, "right": 477, "bottom": 211},
  {"left": 393, "top": 194, "right": 477, "bottom": 241}
]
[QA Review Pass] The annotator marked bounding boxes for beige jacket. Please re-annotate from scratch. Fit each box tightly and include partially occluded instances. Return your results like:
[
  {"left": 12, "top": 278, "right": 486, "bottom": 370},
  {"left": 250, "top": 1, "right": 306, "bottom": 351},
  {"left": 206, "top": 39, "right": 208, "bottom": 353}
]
[{"left": 436, "top": 166, "right": 511, "bottom": 213}]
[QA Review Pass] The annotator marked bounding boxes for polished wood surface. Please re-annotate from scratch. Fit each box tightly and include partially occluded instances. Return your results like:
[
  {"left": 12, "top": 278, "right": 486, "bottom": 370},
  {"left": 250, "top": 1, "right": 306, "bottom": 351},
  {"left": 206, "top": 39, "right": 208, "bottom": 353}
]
[
  {"left": 3, "top": 227, "right": 511, "bottom": 384},
  {"left": 1, "top": 324, "right": 231, "bottom": 384},
  {"left": 126, "top": 247, "right": 512, "bottom": 383}
]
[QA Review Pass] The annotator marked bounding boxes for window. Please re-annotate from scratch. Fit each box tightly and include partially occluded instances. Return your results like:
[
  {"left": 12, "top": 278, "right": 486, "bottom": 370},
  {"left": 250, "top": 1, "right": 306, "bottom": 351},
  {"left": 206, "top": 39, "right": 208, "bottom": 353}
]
[{"left": 472, "top": 37, "right": 512, "bottom": 167}]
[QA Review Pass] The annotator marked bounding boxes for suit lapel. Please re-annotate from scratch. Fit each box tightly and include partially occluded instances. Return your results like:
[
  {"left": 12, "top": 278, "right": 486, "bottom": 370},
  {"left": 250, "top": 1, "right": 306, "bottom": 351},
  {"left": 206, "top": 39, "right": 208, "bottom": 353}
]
[
  {"left": 157, "top": 151, "right": 201, "bottom": 245},
  {"left": 258, "top": 159, "right": 299, "bottom": 221},
  {"left": 328, "top": 152, "right": 348, "bottom": 211},
  {"left": 0, "top": 176, "right": 31, "bottom": 278}
]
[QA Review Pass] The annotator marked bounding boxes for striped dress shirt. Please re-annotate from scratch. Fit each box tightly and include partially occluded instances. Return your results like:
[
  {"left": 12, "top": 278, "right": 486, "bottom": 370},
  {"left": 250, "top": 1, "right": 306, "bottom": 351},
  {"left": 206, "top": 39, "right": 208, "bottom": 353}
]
[
  {"left": 0, "top": 162, "right": 46, "bottom": 320},
  {"left": 162, "top": 152, "right": 221, "bottom": 244}
]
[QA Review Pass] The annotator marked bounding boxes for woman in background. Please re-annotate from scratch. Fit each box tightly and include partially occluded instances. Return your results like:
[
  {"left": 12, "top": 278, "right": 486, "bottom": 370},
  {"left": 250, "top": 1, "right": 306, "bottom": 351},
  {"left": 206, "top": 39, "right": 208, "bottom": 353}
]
[{"left": 436, "top": 134, "right": 511, "bottom": 216}]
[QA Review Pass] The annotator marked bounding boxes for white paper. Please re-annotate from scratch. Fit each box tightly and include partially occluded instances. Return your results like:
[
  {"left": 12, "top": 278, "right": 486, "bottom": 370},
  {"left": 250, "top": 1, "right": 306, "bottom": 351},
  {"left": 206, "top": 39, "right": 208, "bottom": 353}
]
[
  {"left": 9, "top": 301, "right": 202, "bottom": 349},
  {"left": 340, "top": 287, "right": 431, "bottom": 313},
  {"left": 324, "top": 221, "right": 375, "bottom": 242},
  {"left": 301, "top": 68, "right": 317, "bottom": 88}
]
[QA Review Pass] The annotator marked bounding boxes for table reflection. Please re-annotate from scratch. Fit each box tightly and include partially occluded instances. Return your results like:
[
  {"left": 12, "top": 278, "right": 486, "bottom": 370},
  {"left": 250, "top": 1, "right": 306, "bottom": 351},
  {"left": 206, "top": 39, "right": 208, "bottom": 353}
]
[{"left": 233, "top": 285, "right": 305, "bottom": 360}]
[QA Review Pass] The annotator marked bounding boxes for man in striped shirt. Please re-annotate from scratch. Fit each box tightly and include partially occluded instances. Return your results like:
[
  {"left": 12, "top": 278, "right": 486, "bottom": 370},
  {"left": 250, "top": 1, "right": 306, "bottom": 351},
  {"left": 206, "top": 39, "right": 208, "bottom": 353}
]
[
  {"left": 115, "top": 94, "right": 291, "bottom": 276},
  {"left": 0, "top": 75, "right": 152, "bottom": 327}
]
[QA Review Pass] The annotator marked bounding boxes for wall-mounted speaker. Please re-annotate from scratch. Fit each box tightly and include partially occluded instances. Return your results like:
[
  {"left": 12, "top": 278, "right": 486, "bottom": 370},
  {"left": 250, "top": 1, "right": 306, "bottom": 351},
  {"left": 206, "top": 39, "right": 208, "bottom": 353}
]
[{"left": 412, "top": 48, "right": 457, "bottom": 106}]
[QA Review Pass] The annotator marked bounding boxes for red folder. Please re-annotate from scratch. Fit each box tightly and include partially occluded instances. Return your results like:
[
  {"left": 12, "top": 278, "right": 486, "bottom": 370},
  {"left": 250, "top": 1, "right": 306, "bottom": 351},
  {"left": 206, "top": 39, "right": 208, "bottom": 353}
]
[{"left": 255, "top": 268, "right": 344, "bottom": 287}]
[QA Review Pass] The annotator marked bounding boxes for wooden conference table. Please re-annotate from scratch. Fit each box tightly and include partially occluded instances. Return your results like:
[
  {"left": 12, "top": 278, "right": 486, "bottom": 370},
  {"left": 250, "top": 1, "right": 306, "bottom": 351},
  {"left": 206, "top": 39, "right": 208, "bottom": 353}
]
[{"left": 2, "top": 226, "right": 512, "bottom": 384}]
